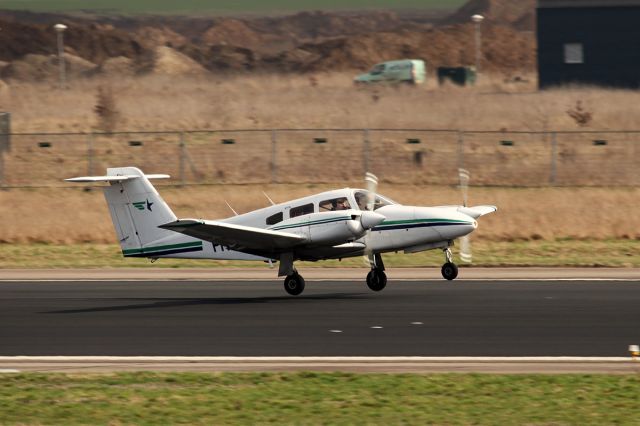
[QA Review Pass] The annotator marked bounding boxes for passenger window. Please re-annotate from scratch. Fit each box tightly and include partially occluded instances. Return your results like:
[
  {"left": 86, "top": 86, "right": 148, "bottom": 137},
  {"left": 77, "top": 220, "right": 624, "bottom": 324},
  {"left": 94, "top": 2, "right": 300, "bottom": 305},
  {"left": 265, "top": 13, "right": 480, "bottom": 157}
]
[
  {"left": 290, "top": 203, "right": 314, "bottom": 218},
  {"left": 319, "top": 197, "right": 351, "bottom": 211},
  {"left": 266, "top": 212, "right": 283, "bottom": 225}
]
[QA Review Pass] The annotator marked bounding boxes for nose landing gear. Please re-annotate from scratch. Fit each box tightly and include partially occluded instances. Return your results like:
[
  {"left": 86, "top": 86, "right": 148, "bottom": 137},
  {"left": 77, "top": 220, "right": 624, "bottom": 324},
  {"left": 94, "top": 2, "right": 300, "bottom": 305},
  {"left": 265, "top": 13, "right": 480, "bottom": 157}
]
[
  {"left": 366, "top": 253, "right": 387, "bottom": 291},
  {"left": 441, "top": 247, "right": 459, "bottom": 280}
]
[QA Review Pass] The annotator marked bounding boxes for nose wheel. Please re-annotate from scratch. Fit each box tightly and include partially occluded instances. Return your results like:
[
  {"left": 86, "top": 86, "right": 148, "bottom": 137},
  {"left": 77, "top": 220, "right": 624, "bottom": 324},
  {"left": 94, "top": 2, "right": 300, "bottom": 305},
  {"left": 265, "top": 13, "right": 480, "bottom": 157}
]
[
  {"left": 441, "top": 248, "right": 459, "bottom": 280},
  {"left": 366, "top": 269, "right": 387, "bottom": 291},
  {"left": 366, "top": 253, "right": 387, "bottom": 291},
  {"left": 284, "top": 272, "right": 305, "bottom": 296}
]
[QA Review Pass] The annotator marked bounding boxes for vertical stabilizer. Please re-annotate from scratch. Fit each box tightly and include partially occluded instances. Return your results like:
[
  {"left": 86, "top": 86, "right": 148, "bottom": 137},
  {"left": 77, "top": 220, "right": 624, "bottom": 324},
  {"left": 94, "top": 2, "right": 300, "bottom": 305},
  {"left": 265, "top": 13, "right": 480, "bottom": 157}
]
[{"left": 102, "top": 167, "right": 179, "bottom": 253}]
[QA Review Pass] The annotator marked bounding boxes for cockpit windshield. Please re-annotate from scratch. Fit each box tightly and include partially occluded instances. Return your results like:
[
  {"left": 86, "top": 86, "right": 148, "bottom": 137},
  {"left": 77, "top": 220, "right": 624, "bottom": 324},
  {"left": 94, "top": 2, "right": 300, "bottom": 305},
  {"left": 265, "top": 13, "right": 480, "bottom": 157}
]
[{"left": 354, "top": 190, "right": 395, "bottom": 211}]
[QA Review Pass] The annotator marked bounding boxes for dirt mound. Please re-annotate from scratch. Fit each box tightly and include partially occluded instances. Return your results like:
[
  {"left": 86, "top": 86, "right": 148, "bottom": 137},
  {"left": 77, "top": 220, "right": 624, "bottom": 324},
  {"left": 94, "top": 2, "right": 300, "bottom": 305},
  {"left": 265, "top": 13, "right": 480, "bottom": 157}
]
[
  {"left": 179, "top": 45, "right": 257, "bottom": 72},
  {"left": 1, "top": 53, "right": 96, "bottom": 81},
  {"left": 134, "top": 26, "right": 188, "bottom": 49},
  {"left": 200, "top": 19, "right": 265, "bottom": 48},
  {"left": 252, "top": 10, "right": 414, "bottom": 40},
  {"left": 139, "top": 46, "right": 208, "bottom": 76},
  {"left": 266, "top": 23, "right": 534, "bottom": 73},
  {"left": 444, "top": 0, "right": 535, "bottom": 31},
  {"left": 0, "top": 18, "right": 148, "bottom": 64},
  {"left": 0, "top": 8, "right": 535, "bottom": 79},
  {"left": 96, "top": 56, "right": 134, "bottom": 76}
]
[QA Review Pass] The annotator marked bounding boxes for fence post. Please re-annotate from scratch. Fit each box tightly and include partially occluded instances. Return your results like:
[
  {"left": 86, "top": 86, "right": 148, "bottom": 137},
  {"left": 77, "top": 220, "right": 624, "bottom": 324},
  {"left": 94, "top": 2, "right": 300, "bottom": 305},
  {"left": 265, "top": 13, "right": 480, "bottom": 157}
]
[
  {"left": 550, "top": 131, "right": 557, "bottom": 185},
  {"left": 363, "top": 128, "right": 370, "bottom": 174},
  {"left": 271, "top": 130, "right": 277, "bottom": 184},
  {"left": 87, "top": 133, "right": 94, "bottom": 176},
  {"left": 457, "top": 130, "right": 465, "bottom": 170},
  {"left": 179, "top": 132, "right": 186, "bottom": 186}
]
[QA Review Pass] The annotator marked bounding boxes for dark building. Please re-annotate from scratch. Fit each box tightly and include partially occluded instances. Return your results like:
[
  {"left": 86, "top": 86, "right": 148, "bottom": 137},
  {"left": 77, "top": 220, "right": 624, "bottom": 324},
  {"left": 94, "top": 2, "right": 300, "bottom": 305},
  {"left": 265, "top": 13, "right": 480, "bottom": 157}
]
[{"left": 538, "top": 0, "right": 640, "bottom": 88}]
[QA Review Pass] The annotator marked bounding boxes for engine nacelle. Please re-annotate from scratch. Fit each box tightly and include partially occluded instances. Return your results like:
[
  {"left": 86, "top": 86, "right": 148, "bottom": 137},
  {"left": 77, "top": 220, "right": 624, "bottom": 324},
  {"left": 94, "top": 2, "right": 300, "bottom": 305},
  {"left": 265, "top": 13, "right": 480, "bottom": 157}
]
[{"left": 272, "top": 210, "right": 384, "bottom": 246}]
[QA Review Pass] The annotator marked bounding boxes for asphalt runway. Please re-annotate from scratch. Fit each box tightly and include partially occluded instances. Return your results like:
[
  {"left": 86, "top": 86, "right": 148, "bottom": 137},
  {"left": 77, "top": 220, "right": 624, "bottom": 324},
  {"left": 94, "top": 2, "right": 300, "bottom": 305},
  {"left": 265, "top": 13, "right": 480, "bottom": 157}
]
[{"left": 1, "top": 279, "right": 639, "bottom": 357}]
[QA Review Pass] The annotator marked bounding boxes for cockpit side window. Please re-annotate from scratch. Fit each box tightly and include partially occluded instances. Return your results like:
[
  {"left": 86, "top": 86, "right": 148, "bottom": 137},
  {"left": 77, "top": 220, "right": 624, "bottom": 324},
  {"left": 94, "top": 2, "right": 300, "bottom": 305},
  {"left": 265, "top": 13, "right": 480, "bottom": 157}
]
[
  {"left": 319, "top": 197, "right": 351, "bottom": 211},
  {"left": 290, "top": 203, "right": 314, "bottom": 218},
  {"left": 354, "top": 191, "right": 393, "bottom": 211}
]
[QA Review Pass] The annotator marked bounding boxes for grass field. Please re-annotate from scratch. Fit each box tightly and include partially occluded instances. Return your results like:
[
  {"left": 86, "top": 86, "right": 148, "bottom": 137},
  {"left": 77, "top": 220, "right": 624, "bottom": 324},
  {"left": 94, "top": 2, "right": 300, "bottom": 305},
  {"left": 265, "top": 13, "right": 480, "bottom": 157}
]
[
  {"left": 2, "top": 239, "right": 638, "bottom": 268},
  {"left": 1, "top": 185, "right": 639, "bottom": 244},
  {"left": 1, "top": 372, "right": 639, "bottom": 425},
  {"left": 0, "top": 0, "right": 465, "bottom": 14}
]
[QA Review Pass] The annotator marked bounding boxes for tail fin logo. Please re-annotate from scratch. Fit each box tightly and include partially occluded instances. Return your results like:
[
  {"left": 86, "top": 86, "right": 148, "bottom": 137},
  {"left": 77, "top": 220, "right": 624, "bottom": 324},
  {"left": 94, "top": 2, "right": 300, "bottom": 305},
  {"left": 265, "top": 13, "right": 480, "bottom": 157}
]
[{"left": 132, "top": 199, "right": 154, "bottom": 212}]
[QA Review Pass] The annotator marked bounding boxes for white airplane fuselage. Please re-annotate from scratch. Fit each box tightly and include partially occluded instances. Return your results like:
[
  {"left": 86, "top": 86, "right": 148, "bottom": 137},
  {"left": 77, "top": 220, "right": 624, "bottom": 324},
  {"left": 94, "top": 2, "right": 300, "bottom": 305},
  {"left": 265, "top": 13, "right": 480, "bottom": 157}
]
[{"left": 158, "top": 188, "right": 477, "bottom": 262}]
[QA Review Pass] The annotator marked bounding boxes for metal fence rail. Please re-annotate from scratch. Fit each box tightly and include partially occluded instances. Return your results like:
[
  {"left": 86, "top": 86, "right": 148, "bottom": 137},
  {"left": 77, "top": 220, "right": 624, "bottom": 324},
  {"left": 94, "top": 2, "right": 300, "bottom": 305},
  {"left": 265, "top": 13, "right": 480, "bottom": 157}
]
[{"left": 0, "top": 128, "right": 638, "bottom": 187}]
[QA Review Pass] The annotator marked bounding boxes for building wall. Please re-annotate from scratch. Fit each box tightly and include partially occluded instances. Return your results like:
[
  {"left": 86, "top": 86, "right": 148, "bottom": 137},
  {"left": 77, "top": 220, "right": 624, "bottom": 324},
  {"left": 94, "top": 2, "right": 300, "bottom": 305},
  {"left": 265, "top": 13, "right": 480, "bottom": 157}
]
[{"left": 538, "top": 5, "right": 640, "bottom": 88}]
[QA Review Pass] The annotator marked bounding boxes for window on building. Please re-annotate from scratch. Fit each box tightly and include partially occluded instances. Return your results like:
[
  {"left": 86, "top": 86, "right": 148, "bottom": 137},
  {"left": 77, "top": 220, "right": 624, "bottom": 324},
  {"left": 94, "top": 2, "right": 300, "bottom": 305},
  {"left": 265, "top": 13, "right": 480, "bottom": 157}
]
[
  {"left": 266, "top": 212, "right": 283, "bottom": 225},
  {"left": 289, "top": 203, "right": 314, "bottom": 218},
  {"left": 564, "top": 43, "right": 584, "bottom": 64}
]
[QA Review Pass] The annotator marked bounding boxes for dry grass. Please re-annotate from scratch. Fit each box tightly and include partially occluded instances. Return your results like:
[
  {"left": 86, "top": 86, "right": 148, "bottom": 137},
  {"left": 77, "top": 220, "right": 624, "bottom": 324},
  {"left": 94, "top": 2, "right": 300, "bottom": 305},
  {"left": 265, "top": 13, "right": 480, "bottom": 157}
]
[
  {"left": 0, "top": 184, "right": 638, "bottom": 244},
  {"left": 2, "top": 73, "right": 640, "bottom": 133}
]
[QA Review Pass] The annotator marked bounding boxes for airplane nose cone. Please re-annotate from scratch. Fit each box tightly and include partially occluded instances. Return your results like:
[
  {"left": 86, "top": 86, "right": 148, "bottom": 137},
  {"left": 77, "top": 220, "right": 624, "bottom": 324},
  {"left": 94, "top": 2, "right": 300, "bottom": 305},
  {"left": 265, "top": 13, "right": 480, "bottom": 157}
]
[{"left": 360, "top": 211, "right": 386, "bottom": 229}]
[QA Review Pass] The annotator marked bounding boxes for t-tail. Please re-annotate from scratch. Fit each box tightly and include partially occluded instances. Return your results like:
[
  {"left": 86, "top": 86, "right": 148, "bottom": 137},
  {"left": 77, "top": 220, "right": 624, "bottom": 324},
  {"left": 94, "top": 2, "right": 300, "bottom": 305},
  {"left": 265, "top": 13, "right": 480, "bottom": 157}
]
[{"left": 65, "top": 167, "right": 204, "bottom": 258}]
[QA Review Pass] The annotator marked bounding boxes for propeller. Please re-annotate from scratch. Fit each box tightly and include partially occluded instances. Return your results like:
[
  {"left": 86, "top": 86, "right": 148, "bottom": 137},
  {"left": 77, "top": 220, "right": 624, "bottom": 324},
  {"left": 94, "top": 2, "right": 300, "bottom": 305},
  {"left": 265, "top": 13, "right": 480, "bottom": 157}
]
[
  {"left": 363, "top": 172, "right": 380, "bottom": 267},
  {"left": 365, "top": 172, "right": 378, "bottom": 211},
  {"left": 458, "top": 168, "right": 472, "bottom": 263}
]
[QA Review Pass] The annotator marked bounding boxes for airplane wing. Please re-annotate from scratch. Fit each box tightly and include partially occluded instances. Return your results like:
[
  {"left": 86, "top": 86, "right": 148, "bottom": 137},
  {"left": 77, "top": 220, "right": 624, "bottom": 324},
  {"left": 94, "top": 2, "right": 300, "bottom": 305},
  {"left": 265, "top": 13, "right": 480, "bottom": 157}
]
[{"left": 159, "top": 219, "right": 306, "bottom": 254}]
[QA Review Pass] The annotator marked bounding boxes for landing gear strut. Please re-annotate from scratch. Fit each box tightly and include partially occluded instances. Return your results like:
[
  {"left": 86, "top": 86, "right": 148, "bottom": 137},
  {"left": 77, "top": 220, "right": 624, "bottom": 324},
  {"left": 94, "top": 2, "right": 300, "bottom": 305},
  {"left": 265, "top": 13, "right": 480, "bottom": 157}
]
[
  {"left": 366, "top": 253, "right": 387, "bottom": 291},
  {"left": 279, "top": 252, "right": 305, "bottom": 296},
  {"left": 284, "top": 271, "right": 305, "bottom": 296},
  {"left": 441, "top": 247, "right": 458, "bottom": 280}
]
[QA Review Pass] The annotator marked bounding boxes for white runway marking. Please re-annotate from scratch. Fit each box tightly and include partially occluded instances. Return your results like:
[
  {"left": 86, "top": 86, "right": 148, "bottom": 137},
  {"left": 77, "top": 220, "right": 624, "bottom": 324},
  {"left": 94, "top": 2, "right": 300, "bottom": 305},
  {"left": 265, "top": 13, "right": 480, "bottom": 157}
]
[
  {"left": 370, "top": 326, "right": 383, "bottom": 329},
  {"left": 411, "top": 322, "right": 423, "bottom": 325},
  {"left": 0, "top": 369, "right": 20, "bottom": 373},
  {"left": 329, "top": 330, "right": 342, "bottom": 333}
]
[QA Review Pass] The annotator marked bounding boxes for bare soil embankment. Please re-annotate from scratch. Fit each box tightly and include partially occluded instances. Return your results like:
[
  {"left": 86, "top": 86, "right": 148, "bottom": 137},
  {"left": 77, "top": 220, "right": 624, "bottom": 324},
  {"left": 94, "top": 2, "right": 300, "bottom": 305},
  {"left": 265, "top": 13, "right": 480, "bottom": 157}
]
[{"left": 0, "top": 0, "right": 535, "bottom": 79}]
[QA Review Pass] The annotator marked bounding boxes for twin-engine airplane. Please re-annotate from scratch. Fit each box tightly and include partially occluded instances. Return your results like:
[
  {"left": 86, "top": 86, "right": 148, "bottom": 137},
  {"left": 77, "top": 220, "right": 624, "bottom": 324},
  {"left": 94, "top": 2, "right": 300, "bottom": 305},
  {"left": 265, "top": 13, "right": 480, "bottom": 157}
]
[{"left": 66, "top": 167, "right": 496, "bottom": 295}]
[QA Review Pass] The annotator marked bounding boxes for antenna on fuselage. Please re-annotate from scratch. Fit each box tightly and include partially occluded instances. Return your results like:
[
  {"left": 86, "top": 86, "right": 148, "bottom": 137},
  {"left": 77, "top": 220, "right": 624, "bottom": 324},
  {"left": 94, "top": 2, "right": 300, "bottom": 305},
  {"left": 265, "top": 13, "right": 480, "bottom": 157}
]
[
  {"left": 225, "top": 200, "right": 238, "bottom": 216},
  {"left": 262, "top": 191, "right": 276, "bottom": 206}
]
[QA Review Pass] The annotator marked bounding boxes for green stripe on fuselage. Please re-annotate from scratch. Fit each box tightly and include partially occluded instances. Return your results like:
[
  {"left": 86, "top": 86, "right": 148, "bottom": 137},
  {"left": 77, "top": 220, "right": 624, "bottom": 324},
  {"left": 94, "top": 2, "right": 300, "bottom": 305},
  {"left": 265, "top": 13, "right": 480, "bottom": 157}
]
[
  {"left": 270, "top": 216, "right": 351, "bottom": 231},
  {"left": 122, "top": 241, "right": 203, "bottom": 255}
]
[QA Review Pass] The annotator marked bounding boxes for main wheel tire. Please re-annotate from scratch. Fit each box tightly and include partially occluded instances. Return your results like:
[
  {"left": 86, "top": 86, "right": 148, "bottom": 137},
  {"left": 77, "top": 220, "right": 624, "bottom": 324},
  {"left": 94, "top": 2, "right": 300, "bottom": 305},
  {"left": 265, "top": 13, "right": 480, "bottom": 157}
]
[
  {"left": 366, "top": 269, "right": 387, "bottom": 291},
  {"left": 284, "top": 273, "right": 305, "bottom": 296},
  {"left": 441, "top": 262, "right": 459, "bottom": 280}
]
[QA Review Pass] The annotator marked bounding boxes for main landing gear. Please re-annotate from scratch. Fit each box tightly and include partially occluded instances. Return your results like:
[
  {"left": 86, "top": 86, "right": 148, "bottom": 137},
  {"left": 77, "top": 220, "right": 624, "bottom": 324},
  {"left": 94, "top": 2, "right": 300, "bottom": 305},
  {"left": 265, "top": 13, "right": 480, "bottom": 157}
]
[
  {"left": 366, "top": 253, "right": 387, "bottom": 292},
  {"left": 279, "top": 253, "right": 306, "bottom": 296},
  {"left": 441, "top": 247, "right": 459, "bottom": 280},
  {"left": 283, "top": 271, "right": 305, "bottom": 296}
]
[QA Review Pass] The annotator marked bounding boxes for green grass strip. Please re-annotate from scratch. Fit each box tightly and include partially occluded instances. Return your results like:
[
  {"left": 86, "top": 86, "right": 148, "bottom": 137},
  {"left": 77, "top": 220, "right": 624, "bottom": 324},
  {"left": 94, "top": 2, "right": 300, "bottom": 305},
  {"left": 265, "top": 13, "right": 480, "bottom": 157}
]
[{"left": 0, "top": 372, "right": 638, "bottom": 425}]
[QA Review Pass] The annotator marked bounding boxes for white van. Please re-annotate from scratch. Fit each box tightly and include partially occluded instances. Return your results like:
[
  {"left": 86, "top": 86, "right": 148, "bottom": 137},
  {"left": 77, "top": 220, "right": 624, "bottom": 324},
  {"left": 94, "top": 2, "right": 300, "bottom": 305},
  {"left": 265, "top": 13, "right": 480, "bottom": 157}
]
[{"left": 354, "top": 59, "right": 426, "bottom": 85}]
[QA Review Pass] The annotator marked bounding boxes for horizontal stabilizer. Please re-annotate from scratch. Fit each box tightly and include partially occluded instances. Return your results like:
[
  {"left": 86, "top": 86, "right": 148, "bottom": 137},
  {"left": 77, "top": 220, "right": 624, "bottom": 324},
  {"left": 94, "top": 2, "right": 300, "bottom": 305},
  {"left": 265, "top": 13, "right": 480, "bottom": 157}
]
[
  {"left": 159, "top": 219, "right": 306, "bottom": 253},
  {"left": 65, "top": 174, "right": 170, "bottom": 183}
]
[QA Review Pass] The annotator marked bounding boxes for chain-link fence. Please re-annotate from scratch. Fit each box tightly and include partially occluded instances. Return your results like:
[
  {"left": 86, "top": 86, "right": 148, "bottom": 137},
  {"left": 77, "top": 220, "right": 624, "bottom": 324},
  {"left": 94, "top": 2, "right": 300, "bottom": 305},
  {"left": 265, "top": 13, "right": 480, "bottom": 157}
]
[{"left": 0, "top": 129, "right": 638, "bottom": 187}]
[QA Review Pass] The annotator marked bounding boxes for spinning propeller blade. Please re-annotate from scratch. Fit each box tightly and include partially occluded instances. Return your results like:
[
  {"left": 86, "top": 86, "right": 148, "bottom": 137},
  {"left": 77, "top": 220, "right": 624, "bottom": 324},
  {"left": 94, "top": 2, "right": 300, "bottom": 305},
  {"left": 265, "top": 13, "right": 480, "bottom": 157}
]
[
  {"left": 458, "top": 168, "right": 472, "bottom": 263},
  {"left": 365, "top": 172, "right": 378, "bottom": 211},
  {"left": 363, "top": 172, "right": 380, "bottom": 266},
  {"left": 458, "top": 168, "right": 470, "bottom": 207}
]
